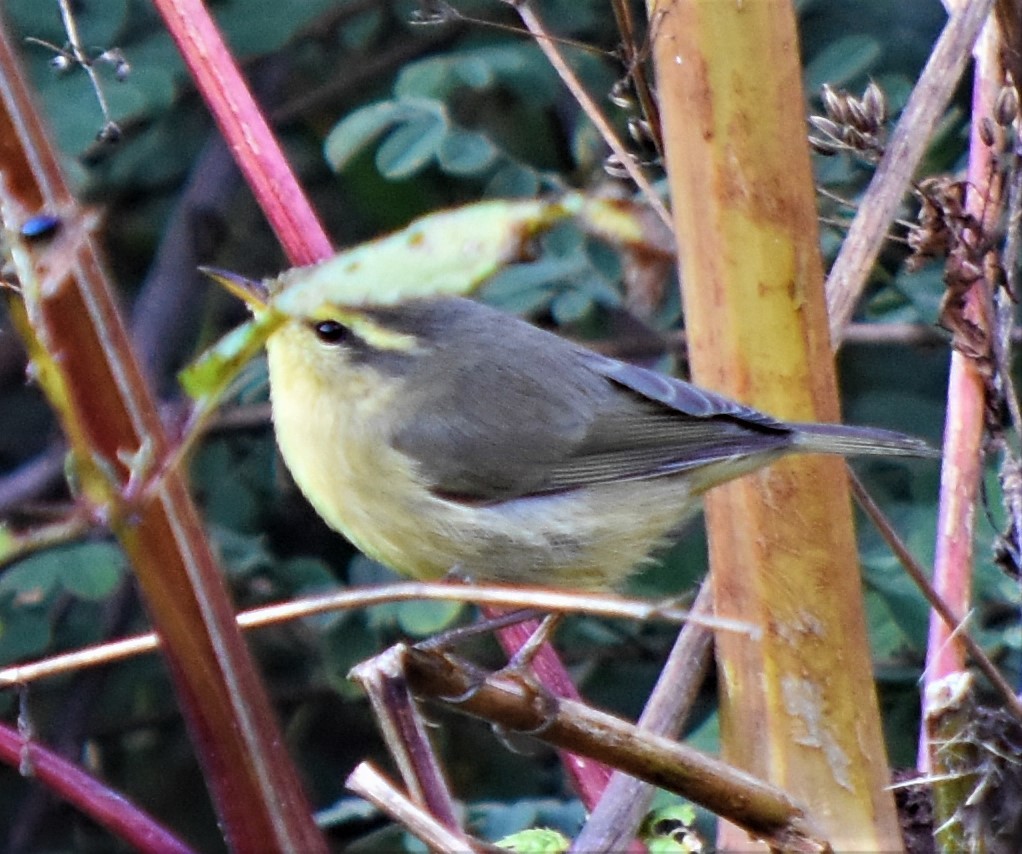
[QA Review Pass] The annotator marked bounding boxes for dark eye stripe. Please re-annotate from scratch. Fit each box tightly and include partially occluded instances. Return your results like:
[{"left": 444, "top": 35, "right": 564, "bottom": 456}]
[{"left": 312, "top": 320, "right": 350, "bottom": 345}]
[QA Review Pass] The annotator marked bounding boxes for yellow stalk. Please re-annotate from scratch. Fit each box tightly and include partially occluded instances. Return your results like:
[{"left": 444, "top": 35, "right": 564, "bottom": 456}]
[{"left": 647, "top": 1, "right": 902, "bottom": 848}]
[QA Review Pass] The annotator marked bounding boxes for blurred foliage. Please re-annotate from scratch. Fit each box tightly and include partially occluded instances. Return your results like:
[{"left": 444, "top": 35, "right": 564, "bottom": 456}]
[{"left": 0, "top": 0, "right": 1014, "bottom": 851}]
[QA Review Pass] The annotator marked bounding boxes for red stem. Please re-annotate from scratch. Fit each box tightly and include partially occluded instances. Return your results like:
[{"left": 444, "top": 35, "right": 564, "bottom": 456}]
[
  {"left": 151, "top": 0, "right": 332, "bottom": 266},
  {"left": 490, "top": 615, "right": 612, "bottom": 808},
  {"left": 0, "top": 721, "right": 196, "bottom": 854},
  {"left": 922, "top": 24, "right": 1001, "bottom": 768}
]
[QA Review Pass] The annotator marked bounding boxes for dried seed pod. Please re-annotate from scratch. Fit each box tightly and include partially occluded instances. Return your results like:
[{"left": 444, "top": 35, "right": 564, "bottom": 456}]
[
  {"left": 863, "top": 81, "right": 887, "bottom": 126},
  {"left": 956, "top": 258, "right": 984, "bottom": 282},
  {"left": 603, "top": 152, "right": 636, "bottom": 179},
  {"left": 841, "top": 125, "right": 869, "bottom": 151},
  {"left": 809, "top": 136, "right": 841, "bottom": 156},
  {"left": 821, "top": 83, "right": 847, "bottom": 123},
  {"left": 809, "top": 115, "right": 842, "bottom": 141},
  {"left": 98, "top": 48, "right": 131, "bottom": 82},
  {"left": 627, "top": 117, "right": 655, "bottom": 145},
  {"left": 979, "top": 117, "right": 997, "bottom": 147},
  {"left": 846, "top": 97, "right": 875, "bottom": 134},
  {"left": 96, "top": 121, "right": 122, "bottom": 144},
  {"left": 609, "top": 79, "right": 636, "bottom": 110},
  {"left": 945, "top": 180, "right": 966, "bottom": 210},
  {"left": 49, "top": 53, "right": 72, "bottom": 72},
  {"left": 996, "top": 84, "right": 1019, "bottom": 127}
]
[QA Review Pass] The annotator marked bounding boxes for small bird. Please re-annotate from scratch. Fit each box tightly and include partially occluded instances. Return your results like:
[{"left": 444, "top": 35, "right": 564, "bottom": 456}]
[{"left": 205, "top": 265, "right": 936, "bottom": 591}]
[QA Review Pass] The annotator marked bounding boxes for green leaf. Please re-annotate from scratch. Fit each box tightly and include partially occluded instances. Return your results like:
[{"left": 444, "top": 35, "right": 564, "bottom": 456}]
[
  {"left": 282, "top": 556, "right": 336, "bottom": 593},
  {"left": 0, "top": 556, "right": 61, "bottom": 600},
  {"left": 0, "top": 603, "right": 54, "bottom": 665},
  {"left": 485, "top": 164, "right": 541, "bottom": 198},
  {"left": 550, "top": 289, "right": 593, "bottom": 324},
  {"left": 394, "top": 55, "right": 457, "bottom": 98},
  {"left": 496, "top": 828, "right": 570, "bottom": 853},
  {"left": 375, "top": 111, "right": 449, "bottom": 179},
  {"left": 210, "top": 525, "right": 273, "bottom": 577},
  {"left": 0, "top": 541, "right": 125, "bottom": 603},
  {"left": 325, "top": 100, "right": 415, "bottom": 172},
  {"left": 179, "top": 312, "right": 280, "bottom": 403},
  {"left": 0, "top": 525, "right": 18, "bottom": 564},
  {"left": 322, "top": 614, "right": 382, "bottom": 698},
  {"left": 437, "top": 130, "right": 498, "bottom": 176},
  {"left": 213, "top": 0, "right": 338, "bottom": 55},
  {"left": 394, "top": 600, "right": 464, "bottom": 637},
  {"left": 863, "top": 563, "right": 930, "bottom": 653},
  {"left": 272, "top": 198, "right": 570, "bottom": 308},
  {"left": 60, "top": 542, "right": 126, "bottom": 600},
  {"left": 394, "top": 46, "right": 533, "bottom": 99},
  {"left": 804, "top": 35, "right": 882, "bottom": 92},
  {"left": 335, "top": 98, "right": 450, "bottom": 180}
]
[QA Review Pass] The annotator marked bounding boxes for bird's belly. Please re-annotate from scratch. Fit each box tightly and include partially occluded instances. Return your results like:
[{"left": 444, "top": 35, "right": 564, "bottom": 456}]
[
  {"left": 271, "top": 377, "right": 697, "bottom": 588},
  {"left": 447, "top": 479, "right": 699, "bottom": 588},
  {"left": 319, "top": 473, "right": 697, "bottom": 589}
]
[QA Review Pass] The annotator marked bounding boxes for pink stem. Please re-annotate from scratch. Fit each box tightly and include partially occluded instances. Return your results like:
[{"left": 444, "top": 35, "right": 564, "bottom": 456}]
[
  {"left": 0, "top": 721, "right": 195, "bottom": 854},
  {"left": 151, "top": 0, "right": 333, "bottom": 266},
  {"left": 921, "top": 25, "right": 1000, "bottom": 769}
]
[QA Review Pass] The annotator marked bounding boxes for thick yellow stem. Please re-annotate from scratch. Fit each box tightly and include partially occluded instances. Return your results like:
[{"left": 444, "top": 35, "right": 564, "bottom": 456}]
[{"left": 647, "top": 1, "right": 902, "bottom": 848}]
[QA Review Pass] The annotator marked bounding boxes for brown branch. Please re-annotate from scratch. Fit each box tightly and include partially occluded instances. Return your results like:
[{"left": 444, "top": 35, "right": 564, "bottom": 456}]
[
  {"left": 574, "top": 580, "right": 714, "bottom": 851},
  {"left": 346, "top": 763, "right": 498, "bottom": 854},
  {"left": 401, "top": 644, "right": 831, "bottom": 853}
]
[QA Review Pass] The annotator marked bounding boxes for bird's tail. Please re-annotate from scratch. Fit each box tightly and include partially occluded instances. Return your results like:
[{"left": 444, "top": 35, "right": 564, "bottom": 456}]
[{"left": 790, "top": 422, "right": 939, "bottom": 459}]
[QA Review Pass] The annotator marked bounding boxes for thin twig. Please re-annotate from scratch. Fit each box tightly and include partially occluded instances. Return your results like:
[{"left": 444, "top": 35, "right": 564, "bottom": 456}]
[
  {"left": 508, "top": 1, "right": 672, "bottom": 229},
  {"left": 849, "top": 471, "right": 1022, "bottom": 721},
  {"left": 346, "top": 763, "right": 493, "bottom": 854},
  {"left": 573, "top": 580, "right": 714, "bottom": 852},
  {"left": 0, "top": 583, "right": 752, "bottom": 688},
  {"left": 610, "top": 0, "right": 663, "bottom": 157},
  {"left": 349, "top": 648, "right": 464, "bottom": 837},
  {"left": 55, "top": 0, "right": 119, "bottom": 140}
]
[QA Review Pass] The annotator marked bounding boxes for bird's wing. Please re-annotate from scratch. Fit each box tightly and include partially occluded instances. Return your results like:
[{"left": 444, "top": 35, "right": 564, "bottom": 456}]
[
  {"left": 389, "top": 307, "right": 793, "bottom": 502},
  {"left": 538, "top": 352, "right": 794, "bottom": 492}
]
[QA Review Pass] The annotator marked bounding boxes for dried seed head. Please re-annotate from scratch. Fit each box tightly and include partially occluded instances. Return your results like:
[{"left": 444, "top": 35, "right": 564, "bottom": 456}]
[
  {"left": 996, "top": 84, "right": 1019, "bottom": 127},
  {"left": 846, "top": 97, "right": 875, "bottom": 134},
  {"left": 408, "top": 1, "right": 454, "bottom": 25},
  {"left": 863, "top": 81, "right": 887, "bottom": 126},
  {"left": 821, "top": 83, "right": 847, "bottom": 123},
  {"left": 980, "top": 116, "right": 997, "bottom": 147},
  {"left": 809, "top": 115, "right": 842, "bottom": 141},
  {"left": 603, "top": 152, "right": 635, "bottom": 179},
  {"left": 97, "top": 121, "right": 122, "bottom": 144},
  {"left": 627, "top": 117, "right": 654, "bottom": 145},
  {"left": 49, "top": 53, "right": 72, "bottom": 72},
  {"left": 945, "top": 179, "right": 966, "bottom": 210},
  {"left": 609, "top": 79, "right": 636, "bottom": 110},
  {"left": 956, "top": 258, "right": 984, "bottom": 282},
  {"left": 842, "top": 125, "right": 869, "bottom": 150},
  {"left": 98, "top": 48, "right": 131, "bottom": 82},
  {"left": 809, "top": 136, "right": 841, "bottom": 156}
]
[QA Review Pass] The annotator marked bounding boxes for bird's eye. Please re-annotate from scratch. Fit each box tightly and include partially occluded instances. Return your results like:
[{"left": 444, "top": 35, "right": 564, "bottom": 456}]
[{"left": 312, "top": 320, "right": 350, "bottom": 345}]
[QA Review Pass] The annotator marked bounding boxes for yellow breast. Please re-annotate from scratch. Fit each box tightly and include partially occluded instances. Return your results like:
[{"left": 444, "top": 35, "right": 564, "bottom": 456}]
[{"left": 265, "top": 325, "right": 701, "bottom": 589}]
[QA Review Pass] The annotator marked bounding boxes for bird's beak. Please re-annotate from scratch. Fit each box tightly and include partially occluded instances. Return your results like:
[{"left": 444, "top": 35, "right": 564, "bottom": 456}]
[{"left": 199, "top": 266, "right": 270, "bottom": 310}]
